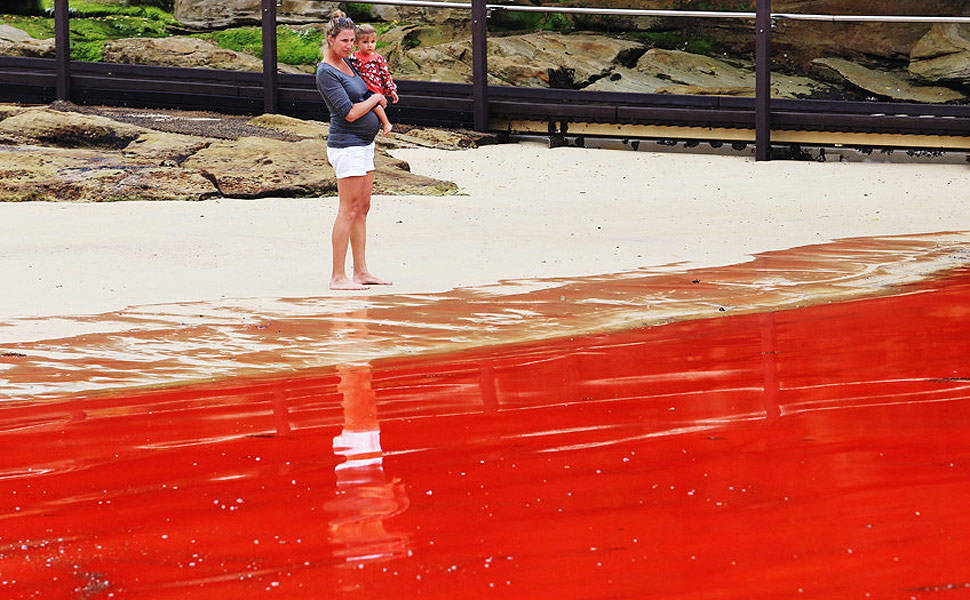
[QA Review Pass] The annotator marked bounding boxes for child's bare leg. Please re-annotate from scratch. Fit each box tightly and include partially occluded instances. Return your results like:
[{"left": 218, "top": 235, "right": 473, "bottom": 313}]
[{"left": 374, "top": 104, "right": 393, "bottom": 136}]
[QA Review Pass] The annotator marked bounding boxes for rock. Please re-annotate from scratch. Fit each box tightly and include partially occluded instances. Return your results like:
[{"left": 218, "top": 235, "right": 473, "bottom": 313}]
[
  {"left": 0, "top": 24, "right": 55, "bottom": 59},
  {"left": 277, "top": 0, "right": 342, "bottom": 25},
  {"left": 174, "top": 0, "right": 259, "bottom": 28},
  {"left": 0, "top": 25, "right": 33, "bottom": 43},
  {"left": 397, "top": 32, "right": 642, "bottom": 88},
  {"left": 373, "top": 151, "right": 458, "bottom": 196},
  {"left": 587, "top": 49, "right": 827, "bottom": 98},
  {"left": 0, "top": 104, "right": 464, "bottom": 201},
  {"left": 174, "top": 0, "right": 339, "bottom": 29},
  {"left": 583, "top": 65, "right": 670, "bottom": 93},
  {"left": 0, "top": 144, "right": 218, "bottom": 202},
  {"left": 181, "top": 136, "right": 337, "bottom": 197},
  {"left": 392, "top": 38, "right": 475, "bottom": 84},
  {"left": 0, "top": 103, "right": 29, "bottom": 120},
  {"left": 367, "top": 5, "right": 468, "bottom": 25},
  {"left": 0, "top": 108, "right": 148, "bottom": 148},
  {"left": 382, "top": 127, "right": 500, "bottom": 150},
  {"left": 909, "top": 24, "right": 970, "bottom": 85},
  {"left": 246, "top": 113, "right": 497, "bottom": 150},
  {"left": 813, "top": 57, "right": 965, "bottom": 103},
  {"left": 656, "top": 85, "right": 757, "bottom": 96},
  {"left": 182, "top": 135, "right": 458, "bottom": 197},
  {"left": 122, "top": 130, "right": 214, "bottom": 165},
  {"left": 247, "top": 113, "right": 330, "bottom": 139},
  {"left": 543, "top": 0, "right": 666, "bottom": 32},
  {"left": 686, "top": 0, "right": 970, "bottom": 71},
  {"left": 102, "top": 36, "right": 305, "bottom": 74}
]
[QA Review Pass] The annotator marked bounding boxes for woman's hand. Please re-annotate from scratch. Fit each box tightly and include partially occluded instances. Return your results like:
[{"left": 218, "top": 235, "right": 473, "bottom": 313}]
[{"left": 345, "top": 93, "right": 387, "bottom": 122}]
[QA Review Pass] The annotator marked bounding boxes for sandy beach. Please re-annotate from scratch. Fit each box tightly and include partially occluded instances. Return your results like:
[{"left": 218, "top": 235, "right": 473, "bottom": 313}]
[
  {"left": 2, "top": 141, "right": 969, "bottom": 323},
  {"left": 4, "top": 145, "right": 970, "bottom": 598}
]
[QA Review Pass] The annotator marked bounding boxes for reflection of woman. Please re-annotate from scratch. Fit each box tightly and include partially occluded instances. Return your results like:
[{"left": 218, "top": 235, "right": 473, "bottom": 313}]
[
  {"left": 316, "top": 11, "right": 391, "bottom": 290},
  {"left": 327, "top": 362, "right": 410, "bottom": 564}
]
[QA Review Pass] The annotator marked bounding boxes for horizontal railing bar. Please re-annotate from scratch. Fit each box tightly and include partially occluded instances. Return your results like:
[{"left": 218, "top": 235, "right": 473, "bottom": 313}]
[
  {"left": 347, "top": 0, "right": 472, "bottom": 8},
  {"left": 351, "top": 0, "right": 756, "bottom": 18},
  {"left": 487, "top": 5, "right": 754, "bottom": 19},
  {"left": 772, "top": 13, "right": 970, "bottom": 24},
  {"left": 336, "top": 0, "right": 970, "bottom": 24}
]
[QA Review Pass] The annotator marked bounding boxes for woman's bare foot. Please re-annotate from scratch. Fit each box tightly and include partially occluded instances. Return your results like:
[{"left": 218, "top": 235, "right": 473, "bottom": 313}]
[
  {"left": 354, "top": 272, "right": 392, "bottom": 285},
  {"left": 331, "top": 276, "right": 368, "bottom": 291}
]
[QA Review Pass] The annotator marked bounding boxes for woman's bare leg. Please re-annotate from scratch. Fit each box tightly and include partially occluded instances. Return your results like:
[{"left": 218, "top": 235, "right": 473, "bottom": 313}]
[
  {"left": 352, "top": 170, "right": 391, "bottom": 285},
  {"left": 331, "top": 175, "right": 368, "bottom": 290}
]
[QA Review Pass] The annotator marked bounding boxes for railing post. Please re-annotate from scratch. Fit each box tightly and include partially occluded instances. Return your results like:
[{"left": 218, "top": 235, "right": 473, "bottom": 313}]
[
  {"left": 54, "top": 0, "right": 70, "bottom": 101},
  {"left": 261, "top": 0, "right": 279, "bottom": 114},
  {"left": 471, "top": 0, "right": 489, "bottom": 131},
  {"left": 755, "top": 0, "right": 771, "bottom": 161}
]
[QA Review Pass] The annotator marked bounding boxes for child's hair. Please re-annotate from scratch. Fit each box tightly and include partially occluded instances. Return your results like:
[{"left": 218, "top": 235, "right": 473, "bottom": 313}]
[
  {"left": 356, "top": 23, "right": 377, "bottom": 38},
  {"left": 325, "top": 9, "right": 354, "bottom": 38}
]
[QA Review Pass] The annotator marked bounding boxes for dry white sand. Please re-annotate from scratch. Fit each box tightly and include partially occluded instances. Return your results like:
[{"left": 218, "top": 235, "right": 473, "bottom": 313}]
[{"left": 2, "top": 141, "right": 969, "bottom": 323}]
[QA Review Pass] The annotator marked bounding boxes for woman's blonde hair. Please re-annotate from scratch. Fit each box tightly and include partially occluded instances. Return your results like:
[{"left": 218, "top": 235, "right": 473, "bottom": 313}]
[{"left": 325, "top": 9, "right": 355, "bottom": 38}]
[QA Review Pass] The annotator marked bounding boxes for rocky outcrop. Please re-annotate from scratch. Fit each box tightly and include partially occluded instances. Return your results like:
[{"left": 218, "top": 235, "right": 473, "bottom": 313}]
[
  {"left": 0, "top": 108, "right": 148, "bottom": 148},
  {"left": 366, "top": 5, "right": 468, "bottom": 25},
  {"left": 813, "top": 57, "right": 966, "bottom": 103},
  {"left": 909, "top": 24, "right": 970, "bottom": 85},
  {"left": 0, "top": 144, "right": 220, "bottom": 202},
  {"left": 588, "top": 49, "right": 828, "bottom": 98},
  {"left": 549, "top": 0, "right": 665, "bottom": 32},
  {"left": 123, "top": 131, "right": 214, "bottom": 164},
  {"left": 0, "top": 24, "right": 55, "bottom": 59},
  {"left": 245, "top": 113, "right": 498, "bottom": 151},
  {"left": 0, "top": 103, "right": 30, "bottom": 119},
  {"left": 181, "top": 136, "right": 339, "bottom": 197},
  {"left": 276, "top": 0, "right": 342, "bottom": 24},
  {"left": 772, "top": 0, "right": 970, "bottom": 64},
  {"left": 394, "top": 32, "right": 642, "bottom": 88},
  {"left": 381, "top": 127, "right": 498, "bottom": 150},
  {"left": 247, "top": 113, "right": 331, "bottom": 139},
  {"left": 372, "top": 151, "right": 457, "bottom": 195},
  {"left": 0, "top": 106, "right": 464, "bottom": 201},
  {"left": 174, "top": 0, "right": 340, "bottom": 29},
  {"left": 102, "top": 36, "right": 305, "bottom": 73}
]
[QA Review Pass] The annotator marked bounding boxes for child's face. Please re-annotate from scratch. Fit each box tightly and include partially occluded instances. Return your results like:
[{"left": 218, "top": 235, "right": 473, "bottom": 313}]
[{"left": 356, "top": 34, "right": 377, "bottom": 55}]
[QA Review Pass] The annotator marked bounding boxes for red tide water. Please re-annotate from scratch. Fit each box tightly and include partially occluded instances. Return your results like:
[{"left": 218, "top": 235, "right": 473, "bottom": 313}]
[{"left": 1, "top": 269, "right": 970, "bottom": 599}]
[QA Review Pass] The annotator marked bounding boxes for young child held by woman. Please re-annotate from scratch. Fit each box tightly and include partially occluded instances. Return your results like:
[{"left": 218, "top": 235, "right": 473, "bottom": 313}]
[{"left": 349, "top": 24, "right": 398, "bottom": 136}]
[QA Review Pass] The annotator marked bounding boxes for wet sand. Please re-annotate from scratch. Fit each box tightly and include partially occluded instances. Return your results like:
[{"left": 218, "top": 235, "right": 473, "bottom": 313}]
[
  {"left": 3, "top": 142, "right": 970, "bottom": 399},
  {"left": 1, "top": 267, "right": 968, "bottom": 598},
  {"left": 2, "top": 231, "right": 969, "bottom": 401}
]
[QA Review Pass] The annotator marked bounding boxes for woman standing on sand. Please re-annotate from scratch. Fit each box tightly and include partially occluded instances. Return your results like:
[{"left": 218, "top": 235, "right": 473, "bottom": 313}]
[{"left": 316, "top": 11, "right": 391, "bottom": 290}]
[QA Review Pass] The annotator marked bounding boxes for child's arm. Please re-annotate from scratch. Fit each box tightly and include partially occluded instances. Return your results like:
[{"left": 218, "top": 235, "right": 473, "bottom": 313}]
[{"left": 376, "top": 54, "right": 399, "bottom": 103}]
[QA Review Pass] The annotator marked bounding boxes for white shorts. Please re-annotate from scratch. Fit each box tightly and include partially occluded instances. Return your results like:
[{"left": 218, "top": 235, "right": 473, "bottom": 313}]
[{"left": 327, "top": 142, "right": 376, "bottom": 179}]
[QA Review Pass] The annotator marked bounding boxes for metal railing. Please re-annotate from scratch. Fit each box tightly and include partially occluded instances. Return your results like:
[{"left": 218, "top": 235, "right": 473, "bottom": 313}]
[
  {"left": 333, "top": 0, "right": 970, "bottom": 23},
  {"left": 37, "top": 0, "right": 970, "bottom": 160}
]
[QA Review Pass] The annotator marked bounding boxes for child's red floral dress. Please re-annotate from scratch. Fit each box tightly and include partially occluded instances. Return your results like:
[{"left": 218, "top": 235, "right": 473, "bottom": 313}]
[{"left": 350, "top": 52, "right": 398, "bottom": 98}]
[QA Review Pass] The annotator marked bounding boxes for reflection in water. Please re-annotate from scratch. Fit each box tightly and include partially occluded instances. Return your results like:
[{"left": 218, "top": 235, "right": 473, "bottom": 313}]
[
  {"left": 325, "top": 311, "right": 410, "bottom": 572},
  {"left": 327, "top": 363, "right": 410, "bottom": 565}
]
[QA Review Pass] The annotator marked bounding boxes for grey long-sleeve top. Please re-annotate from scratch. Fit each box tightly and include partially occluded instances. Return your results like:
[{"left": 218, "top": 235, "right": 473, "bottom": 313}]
[{"left": 315, "top": 60, "right": 381, "bottom": 148}]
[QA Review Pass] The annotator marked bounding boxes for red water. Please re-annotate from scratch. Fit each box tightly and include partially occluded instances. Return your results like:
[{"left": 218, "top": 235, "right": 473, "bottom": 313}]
[{"left": 2, "top": 269, "right": 970, "bottom": 599}]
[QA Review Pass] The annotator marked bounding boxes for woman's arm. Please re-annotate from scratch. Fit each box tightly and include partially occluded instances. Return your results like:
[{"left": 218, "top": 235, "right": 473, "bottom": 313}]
[
  {"left": 316, "top": 67, "right": 387, "bottom": 123},
  {"left": 345, "top": 93, "right": 387, "bottom": 122}
]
